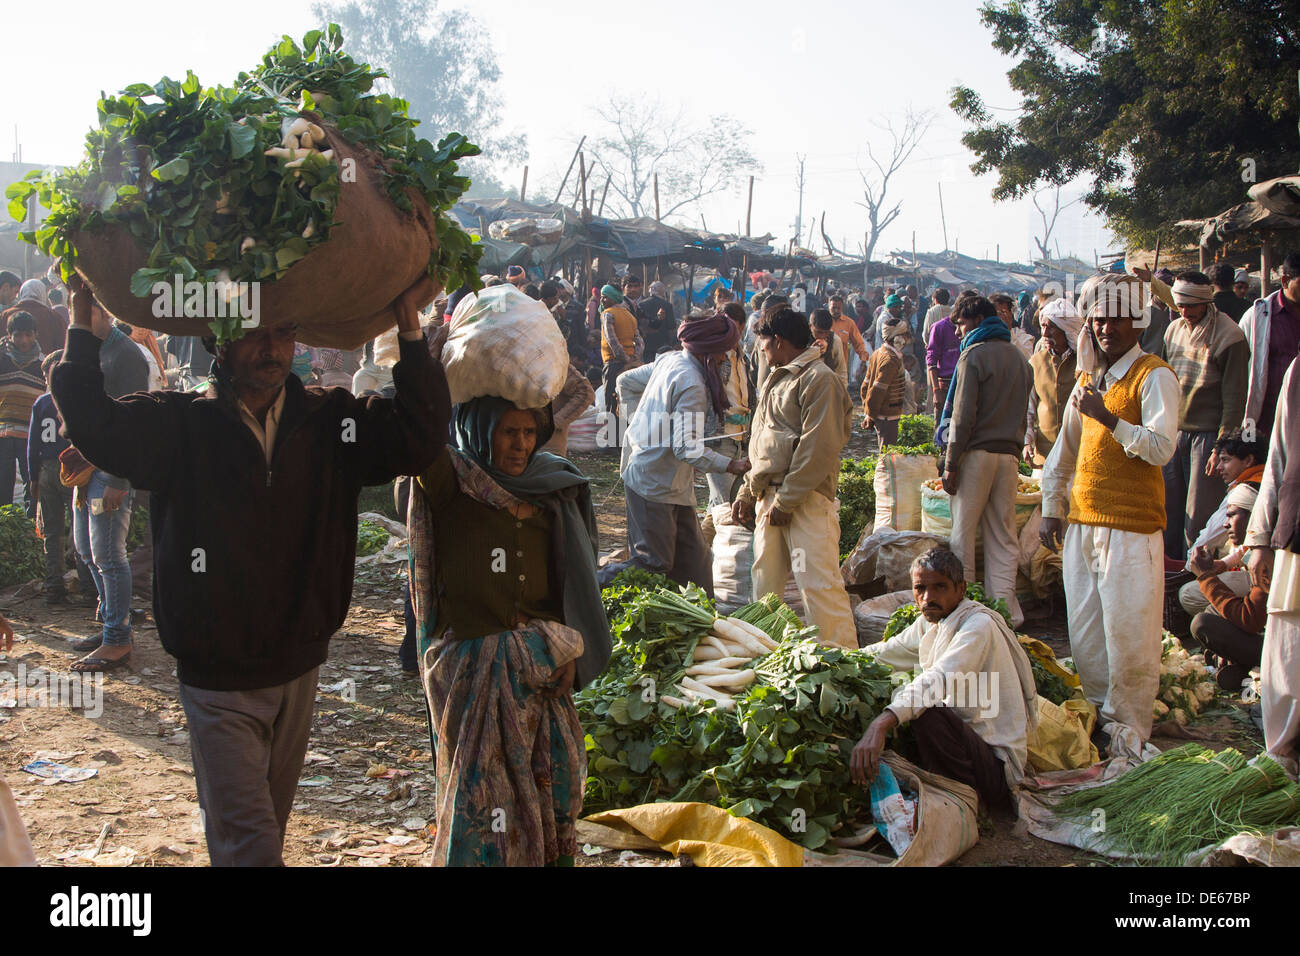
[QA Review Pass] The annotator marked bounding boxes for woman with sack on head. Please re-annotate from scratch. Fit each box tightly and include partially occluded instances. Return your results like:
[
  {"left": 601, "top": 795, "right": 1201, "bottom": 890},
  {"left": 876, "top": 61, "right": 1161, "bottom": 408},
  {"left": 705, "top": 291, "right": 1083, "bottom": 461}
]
[{"left": 407, "top": 378, "right": 612, "bottom": 866}]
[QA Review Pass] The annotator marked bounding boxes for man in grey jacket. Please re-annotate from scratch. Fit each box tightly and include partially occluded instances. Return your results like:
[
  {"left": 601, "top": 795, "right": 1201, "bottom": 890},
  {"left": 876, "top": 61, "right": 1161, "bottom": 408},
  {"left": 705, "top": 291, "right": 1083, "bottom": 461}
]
[{"left": 943, "top": 295, "right": 1033, "bottom": 629}]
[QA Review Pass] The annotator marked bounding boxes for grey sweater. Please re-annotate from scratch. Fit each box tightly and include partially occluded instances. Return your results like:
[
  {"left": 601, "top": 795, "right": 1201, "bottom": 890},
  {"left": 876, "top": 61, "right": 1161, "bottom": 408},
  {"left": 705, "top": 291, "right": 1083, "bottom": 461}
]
[{"left": 946, "top": 339, "right": 1033, "bottom": 470}]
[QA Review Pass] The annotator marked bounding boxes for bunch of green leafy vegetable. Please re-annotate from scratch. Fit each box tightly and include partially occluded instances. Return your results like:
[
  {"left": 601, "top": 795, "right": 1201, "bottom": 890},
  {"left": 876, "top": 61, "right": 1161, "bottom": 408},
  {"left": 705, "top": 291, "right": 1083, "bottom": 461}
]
[
  {"left": 580, "top": 578, "right": 898, "bottom": 849},
  {"left": 578, "top": 578, "right": 719, "bottom": 811},
  {"left": 897, "top": 414, "right": 935, "bottom": 448},
  {"left": 703, "top": 639, "right": 895, "bottom": 848},
  {"left": 837, "top": 455, "right": 877, "bottom": 558},
  {"left": 0, "top": 505, "right": 43, "bottom": 588},
  {"left": 880, "top": 442, "right": 940, "bottom": 458},
  {"left": 1029, "top": 657, "right": 1073, "bottom": 706},
  {"left": 881, "top": 602, "right": 919, "bottom": 641},
  {"left": 6, "top": 24, "right": 481, "bottom": 343},
  {"left": 355, "top": 519, "right": 390, "bottom": 557},
  {"left": 1018, "top": 460, "right": 1033, "bottom": 476}
]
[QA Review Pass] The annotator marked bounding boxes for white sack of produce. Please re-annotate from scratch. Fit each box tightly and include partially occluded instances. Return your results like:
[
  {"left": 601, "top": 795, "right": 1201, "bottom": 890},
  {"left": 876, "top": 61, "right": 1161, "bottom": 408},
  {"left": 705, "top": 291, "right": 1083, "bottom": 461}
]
[
  {"left": 710, "top": 504, "right": 755, "bottom": 612},
  {"left": 872, "top": 452, "right": 938, "bottom": 532},
  {"left": 443, "top": 284, "right": 569, "bottom": 408}
]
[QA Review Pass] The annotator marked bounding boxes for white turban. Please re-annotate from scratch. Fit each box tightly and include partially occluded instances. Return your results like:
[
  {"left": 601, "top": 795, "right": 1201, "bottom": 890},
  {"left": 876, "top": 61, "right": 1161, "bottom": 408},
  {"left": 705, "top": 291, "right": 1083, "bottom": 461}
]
[
  {"left": 1038, "top": 297, "right": 1082, "bottom": 345},
  {"left": 1076, "top": 274, "right": 1149, "bottom": 377},
  {"left": 1171, "top": 279, "right": 1214, "bottom": 306},
  {"left": 1225, "top": 482, "right": 1259, "bottom": 513}
]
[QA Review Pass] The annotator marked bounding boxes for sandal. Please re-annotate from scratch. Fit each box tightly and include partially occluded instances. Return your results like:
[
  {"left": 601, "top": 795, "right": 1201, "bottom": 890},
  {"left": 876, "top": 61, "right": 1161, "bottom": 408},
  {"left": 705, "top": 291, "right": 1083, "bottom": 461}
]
[{"left": 70, "top": 653, "right": 131, "bottom": 673}]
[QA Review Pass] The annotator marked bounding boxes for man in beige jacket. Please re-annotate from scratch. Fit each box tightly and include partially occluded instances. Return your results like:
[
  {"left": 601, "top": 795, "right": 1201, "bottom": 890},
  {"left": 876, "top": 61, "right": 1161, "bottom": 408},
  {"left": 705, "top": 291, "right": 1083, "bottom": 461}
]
[{"left": 732, "top": 307, "right": 857, "bottom": 647}]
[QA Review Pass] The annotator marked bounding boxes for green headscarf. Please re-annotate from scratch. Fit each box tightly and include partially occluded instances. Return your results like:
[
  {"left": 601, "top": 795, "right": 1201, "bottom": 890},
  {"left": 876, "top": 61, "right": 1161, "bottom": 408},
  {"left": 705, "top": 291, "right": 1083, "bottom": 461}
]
[
  {"left": 449, "top": 396, "right": 612, "bottom": 688},
  {"left": 600, "top": 284, "right": 624, "bottom": 303}
]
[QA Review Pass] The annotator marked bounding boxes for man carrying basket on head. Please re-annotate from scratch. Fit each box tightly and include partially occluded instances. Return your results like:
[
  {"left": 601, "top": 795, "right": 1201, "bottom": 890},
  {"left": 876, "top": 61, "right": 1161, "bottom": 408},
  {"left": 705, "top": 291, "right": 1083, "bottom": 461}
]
[{"left": 53, "top": 274, "right": 449, "bottom": 866}]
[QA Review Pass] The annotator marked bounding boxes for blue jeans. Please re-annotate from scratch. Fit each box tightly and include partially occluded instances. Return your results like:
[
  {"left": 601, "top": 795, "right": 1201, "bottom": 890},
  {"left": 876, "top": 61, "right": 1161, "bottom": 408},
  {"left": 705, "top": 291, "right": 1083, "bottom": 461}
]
[{"left": 72, "top": 470, "right": 134, "bottom": 649}]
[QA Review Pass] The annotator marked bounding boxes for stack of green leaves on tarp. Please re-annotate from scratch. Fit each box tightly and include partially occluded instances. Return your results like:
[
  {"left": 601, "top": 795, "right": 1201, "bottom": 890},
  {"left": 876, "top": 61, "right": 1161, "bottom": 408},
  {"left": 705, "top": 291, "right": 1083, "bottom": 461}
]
[
  {"left": 578, "top": 570, "right": 895, "bottom": 849},
  {"left": 1052, "top": 744, "right": 1300, "bottom": 864}
]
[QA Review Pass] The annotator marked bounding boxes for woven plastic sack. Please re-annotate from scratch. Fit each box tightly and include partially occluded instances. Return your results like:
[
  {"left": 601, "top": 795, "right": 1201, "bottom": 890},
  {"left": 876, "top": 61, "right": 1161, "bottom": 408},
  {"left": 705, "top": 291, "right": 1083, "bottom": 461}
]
[
  {"left": 443, "top": 284, "right": 569, "bottom": 408},
  {"left": 711, "top": 504, "right": 755, "bottom": 612},
  {"left": 872, "top": 453, "right": 938, "bottom": 532}
]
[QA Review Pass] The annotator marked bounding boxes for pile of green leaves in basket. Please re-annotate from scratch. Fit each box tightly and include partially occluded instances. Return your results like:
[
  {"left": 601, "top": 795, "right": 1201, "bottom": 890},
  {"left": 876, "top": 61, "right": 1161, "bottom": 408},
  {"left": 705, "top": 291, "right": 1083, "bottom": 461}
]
[
  {"left": 577, "top": 570, "right": 895, "bottom": 849},
  {"left": 6, "top": 24, "right": 481, "bottom": 343}
]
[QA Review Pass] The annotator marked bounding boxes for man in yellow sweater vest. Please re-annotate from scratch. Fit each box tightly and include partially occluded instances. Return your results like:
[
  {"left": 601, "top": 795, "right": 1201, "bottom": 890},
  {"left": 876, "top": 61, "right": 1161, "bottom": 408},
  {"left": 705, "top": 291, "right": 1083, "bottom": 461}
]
[{"left": 1040, "top": 274, "right": 1180, "bottom": 762}]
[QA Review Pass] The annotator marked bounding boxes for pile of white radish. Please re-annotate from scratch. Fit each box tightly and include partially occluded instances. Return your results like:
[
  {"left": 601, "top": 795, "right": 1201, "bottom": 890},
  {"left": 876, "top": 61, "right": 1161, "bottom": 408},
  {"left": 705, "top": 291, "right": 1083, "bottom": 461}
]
[
  {"left": 660, "top": 616, "right": 779, "bottom": 712},
  {"left": 229, "top": 116, "right": 338, "bottom": 249}
]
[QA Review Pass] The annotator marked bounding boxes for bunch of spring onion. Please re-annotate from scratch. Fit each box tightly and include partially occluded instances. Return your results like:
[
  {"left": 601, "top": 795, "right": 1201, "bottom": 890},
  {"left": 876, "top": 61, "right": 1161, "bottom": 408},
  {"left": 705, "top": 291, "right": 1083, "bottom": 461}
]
[{"left": 1054, "top": 744, "right": 1300, "bottom": 864}]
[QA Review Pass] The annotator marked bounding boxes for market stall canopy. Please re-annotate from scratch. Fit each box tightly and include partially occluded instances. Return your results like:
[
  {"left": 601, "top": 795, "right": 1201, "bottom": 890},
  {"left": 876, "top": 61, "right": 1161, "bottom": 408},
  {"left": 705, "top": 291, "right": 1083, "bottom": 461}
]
[
  {"left": 889, "top": 249, "right": 1062, "bottom": 289},
  {"left": 1178, "top": 200, "right": 1300, "bottom": 250},
  {"left": 1248, "top": 174, "right": 1300, "bottom": 218}
]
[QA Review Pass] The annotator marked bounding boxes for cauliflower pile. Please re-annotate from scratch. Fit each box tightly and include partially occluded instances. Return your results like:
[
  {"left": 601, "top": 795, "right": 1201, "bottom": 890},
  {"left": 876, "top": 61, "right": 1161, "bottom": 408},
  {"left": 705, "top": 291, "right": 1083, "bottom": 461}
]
[{"left": 1154, "top": 633, "right": 1218, "bottom": 725}]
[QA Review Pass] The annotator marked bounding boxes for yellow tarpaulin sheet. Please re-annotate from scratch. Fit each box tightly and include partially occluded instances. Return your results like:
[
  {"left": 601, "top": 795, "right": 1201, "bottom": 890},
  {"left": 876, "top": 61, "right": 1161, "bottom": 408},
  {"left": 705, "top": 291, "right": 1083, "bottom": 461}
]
[{"left": 580, "top": 802, "right": 804, "bottom": 867}]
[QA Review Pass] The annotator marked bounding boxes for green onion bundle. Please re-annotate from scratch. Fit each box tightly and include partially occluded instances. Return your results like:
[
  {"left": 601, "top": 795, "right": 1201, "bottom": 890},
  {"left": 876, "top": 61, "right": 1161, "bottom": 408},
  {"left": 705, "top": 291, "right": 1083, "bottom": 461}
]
[{"left": 1055, "top": 746, "right": 1300, "bottom": 864}]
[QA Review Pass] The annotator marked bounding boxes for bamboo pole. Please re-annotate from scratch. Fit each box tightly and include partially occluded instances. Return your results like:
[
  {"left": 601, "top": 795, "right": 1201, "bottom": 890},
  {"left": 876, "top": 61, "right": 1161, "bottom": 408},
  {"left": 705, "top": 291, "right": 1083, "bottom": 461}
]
[
  {"left": 653, "top": 173, "right": 661, "bottom": 222},
  {"left": 519, "top": 166, "right": 528, "bottom": 202},
  {"left": 578, "top": 153, "right": 589, "bottom": 219},
  {"left": 597, "top": 175, "right": 611, "bottom": 216},
  {"left": 745, "top": 175, "right": 754, "bottom": 236},
  {"left": 553, "top": 136, "right": 586, "bottom": 204}
]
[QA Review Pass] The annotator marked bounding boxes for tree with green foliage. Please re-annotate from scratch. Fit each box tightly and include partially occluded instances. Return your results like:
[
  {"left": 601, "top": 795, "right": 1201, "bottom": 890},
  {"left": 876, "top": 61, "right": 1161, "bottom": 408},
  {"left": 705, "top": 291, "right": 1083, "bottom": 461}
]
[
  {"left": 312, "top": 0, "right": 524, "bottom": 190},
  {"left": 950, "top": 0, "right": 1299, "bottom": 247}
]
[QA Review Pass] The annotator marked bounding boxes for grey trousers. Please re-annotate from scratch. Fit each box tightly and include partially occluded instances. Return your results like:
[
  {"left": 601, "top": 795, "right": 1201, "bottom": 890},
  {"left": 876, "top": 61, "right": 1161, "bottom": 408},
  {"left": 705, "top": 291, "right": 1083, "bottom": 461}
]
[
  {"left": 619, "top": 487, "right": 714, "bottom": 598},
  {"left": 1163, "top": 430, "right": 1226, "bottom": 559},
  {"left": 179, "top": 666, "right": 319, "bottom": 866}
]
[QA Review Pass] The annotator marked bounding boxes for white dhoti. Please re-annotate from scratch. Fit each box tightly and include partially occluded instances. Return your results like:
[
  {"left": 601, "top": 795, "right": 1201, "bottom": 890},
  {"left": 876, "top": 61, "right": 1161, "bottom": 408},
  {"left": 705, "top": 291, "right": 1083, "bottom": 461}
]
[
  {"left": 949, "top": 448, "right": 1024, "bottom": 628},
  {"left": 1062, "top": 522, "right": 1164, "bottom": 759},
  {"left": 1261, "top": 609, "right": 1300, "bottom": 770},
  {"left": 752, "top": 490, "right": 858, "bottom": 649}
]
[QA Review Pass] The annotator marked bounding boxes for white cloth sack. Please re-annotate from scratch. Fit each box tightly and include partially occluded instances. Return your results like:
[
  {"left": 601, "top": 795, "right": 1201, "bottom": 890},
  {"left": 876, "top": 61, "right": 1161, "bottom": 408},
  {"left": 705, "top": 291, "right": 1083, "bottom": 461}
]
[{"left": 443, "top": 284, "right": 569, "bottom": 408}]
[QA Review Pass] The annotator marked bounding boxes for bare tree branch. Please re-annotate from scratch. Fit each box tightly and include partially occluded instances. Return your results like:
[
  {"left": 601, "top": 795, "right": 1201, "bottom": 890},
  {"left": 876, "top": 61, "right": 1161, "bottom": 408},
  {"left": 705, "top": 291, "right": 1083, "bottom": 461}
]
[
  {"left": 856, "top": 108, "right": 932, "bottom": 285},
  {"left": 582, "top": 94, "right": 761, "bottom": 222},
  {"left": 1032, "top": 186, "right": 1080, "bottom": 262}
]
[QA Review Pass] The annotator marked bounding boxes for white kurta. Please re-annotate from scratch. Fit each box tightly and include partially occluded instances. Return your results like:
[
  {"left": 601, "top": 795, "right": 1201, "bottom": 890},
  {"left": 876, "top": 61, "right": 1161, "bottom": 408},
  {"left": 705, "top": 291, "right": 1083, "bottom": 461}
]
[
  {"left": 1041, "top": 343, "right": 1180, "bottom": 760},
  {"left": 870, "top": 599, "right": 1035, "bottom": 787},
  {"left": 1245, "top": 360, "right": 1300, "bottom": 769}
]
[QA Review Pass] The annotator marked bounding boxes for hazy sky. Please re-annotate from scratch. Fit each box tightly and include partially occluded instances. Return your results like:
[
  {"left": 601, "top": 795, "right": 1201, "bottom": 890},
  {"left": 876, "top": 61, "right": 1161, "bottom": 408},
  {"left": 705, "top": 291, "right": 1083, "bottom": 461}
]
[{"left": 2, "top": 0, "right": 1117, "bottom": 264}]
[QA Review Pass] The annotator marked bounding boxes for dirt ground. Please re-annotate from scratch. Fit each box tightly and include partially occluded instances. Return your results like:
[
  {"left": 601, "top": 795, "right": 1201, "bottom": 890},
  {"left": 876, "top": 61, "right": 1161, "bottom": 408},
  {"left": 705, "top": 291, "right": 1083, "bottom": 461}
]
[{"left": 0, "top": 433, "right": 1265, "bottom": 867}]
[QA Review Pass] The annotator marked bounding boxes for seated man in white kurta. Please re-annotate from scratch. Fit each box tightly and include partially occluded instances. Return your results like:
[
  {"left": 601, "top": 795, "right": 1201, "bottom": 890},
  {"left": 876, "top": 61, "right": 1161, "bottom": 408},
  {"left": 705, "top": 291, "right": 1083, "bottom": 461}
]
[{"left": 851, "top": 547, "right": 1036, "bottom": 813}]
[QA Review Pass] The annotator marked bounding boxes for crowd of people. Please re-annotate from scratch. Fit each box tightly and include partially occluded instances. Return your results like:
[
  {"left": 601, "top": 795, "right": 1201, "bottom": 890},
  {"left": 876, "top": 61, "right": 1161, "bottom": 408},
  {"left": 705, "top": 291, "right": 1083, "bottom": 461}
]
[{"left": 1, "top": 243, "right": 1298, "bottom": 868}]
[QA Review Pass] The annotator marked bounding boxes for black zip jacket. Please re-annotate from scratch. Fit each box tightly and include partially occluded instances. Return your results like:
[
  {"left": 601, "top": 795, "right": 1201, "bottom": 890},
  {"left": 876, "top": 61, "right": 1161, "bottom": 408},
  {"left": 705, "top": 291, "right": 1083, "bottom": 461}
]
[{"left": 52, "top": 328, "right": 449, "bottom": 690}]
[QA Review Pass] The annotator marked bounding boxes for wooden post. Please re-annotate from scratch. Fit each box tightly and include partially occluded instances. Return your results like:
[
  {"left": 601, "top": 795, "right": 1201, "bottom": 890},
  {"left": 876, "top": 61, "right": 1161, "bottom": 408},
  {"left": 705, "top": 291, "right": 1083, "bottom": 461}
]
[
  {"left": 1199, "top": 244, "right": 1209, "bottom": 270},
  {"left": 519, "top": 166, "right": 529, "bottom": 202},
  {"left": 642, "top": 263, "right": 647, "bottom": 286},
  {"left": 653, "top": 173, "right": 661, "bottom": 222},
  {"left": 701, "top": 214, "right": 709, "bottom": 232},
  {"left": 736, "top": 254, "right": 749, "bottom": 304},
  {"left": 1262, "top": 242, "right": 1273, "bottom": 296},
  {"left": 912, "top": 232, "right": 918, "bottom": 294},
  {"left": 597, "top": 175, "right": 611, "bottom": 216},
  {"left": 937, "top": 182, "right": 949, "bottom": 253},
  {"left": 745, "top": 175, "right": 754, "bottom": 236},
  {"left": 996, "top": 243, "right": 1000, "bottom": 264},
  {"left": 781, "top": 238, "right": 793, "bottom": 289},
  {"left": 578, "top": 153, "right": 589, "bottom": 219},
  {"left": 553, "top": 136, "right": 586, "bottom": 204}
]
